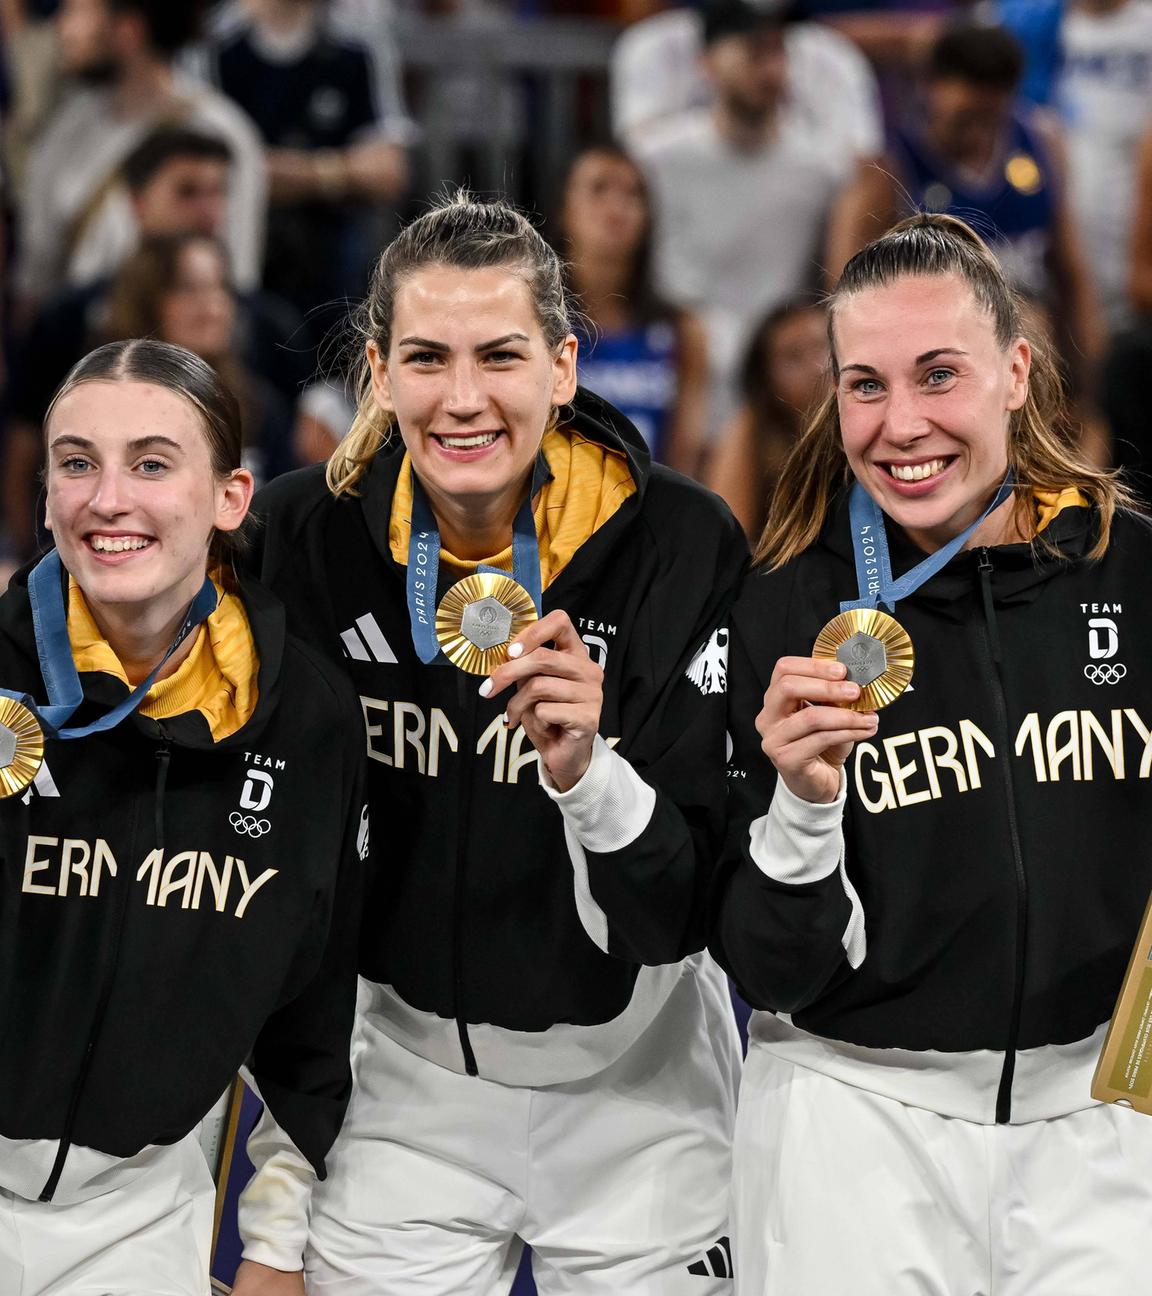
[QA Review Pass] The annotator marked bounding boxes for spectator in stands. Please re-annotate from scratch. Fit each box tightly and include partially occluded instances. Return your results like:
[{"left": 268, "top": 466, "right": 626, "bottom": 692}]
[
  {"left": 192, "top": 0, "right": 410, "bottom": 320},
  {"left": 705, "top": 298, "right": 827, "bottom": 539},
  {"left": 828, "top": 23, "right": 1103, "bottom": 382},
  {"left": 634, "top": 0, "right": 858, "bottom": 432},
  {"left": 1058, "top": 0, "right": 1152, "bottom": 332},
  {"left": 1098, "top": 120, "right": 1152, "bottom": 487},
  {"left": 104, "top": 232, "right": 295, "bottom": 488},
  {"left": 559, "top": 143, "right": 708, "bottom": 474},
  {"left": 611, "top": 0, "right": 883, "bottom": 165},
  {"left": 15, "top": 0, "right": 266, "bottom": 313},
  {"left": 3, "top": 126, "right": 306, "bottom": 564}
]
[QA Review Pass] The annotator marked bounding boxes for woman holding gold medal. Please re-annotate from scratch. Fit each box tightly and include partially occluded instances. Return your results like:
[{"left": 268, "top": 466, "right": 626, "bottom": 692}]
[
  {"left": 236, "top": 193, "right": 747, "bottom": 1294},
  {"left": 0, "top": 339, "right": 369, "bottom": 1294},
  {"left": 713, "top": 212, "right": 1152, "bottom": 1295}
]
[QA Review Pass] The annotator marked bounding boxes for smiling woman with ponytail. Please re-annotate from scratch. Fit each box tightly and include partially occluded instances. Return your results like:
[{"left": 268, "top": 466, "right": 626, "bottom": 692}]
[{"left": 712, "top": 212, "right": 1152, "bottom": 1296}]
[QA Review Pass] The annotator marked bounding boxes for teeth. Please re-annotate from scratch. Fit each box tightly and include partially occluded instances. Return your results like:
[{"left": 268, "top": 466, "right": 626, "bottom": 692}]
[
  {"left": 439, "top": 432, "right": 498, "bottom": 450},
  {"left": 91, "top": 536, "right": 150, "bottom": 553},
  {"left": 890, "top": 459, "right": 947, "bottom": 482}
]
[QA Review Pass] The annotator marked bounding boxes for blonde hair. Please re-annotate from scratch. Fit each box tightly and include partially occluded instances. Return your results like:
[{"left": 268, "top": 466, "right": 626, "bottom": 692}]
[
  {"left": 327, "top": 191, "right": 573, "bottom": 497},
  {"left": 756, "top": 213, "right": 1131, "bottom": 567}
]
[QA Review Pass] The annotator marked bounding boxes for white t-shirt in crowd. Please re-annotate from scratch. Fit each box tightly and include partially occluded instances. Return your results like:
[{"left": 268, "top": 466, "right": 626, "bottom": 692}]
[
  {"left": 1058, "top": 0, "right": 1152, "bottom": 327},
  {"left": 634, "top": 106, "right": 850, "bottom": 430},
  {"left": 612, "top": 9, "right": 883, "bottom": 163},
  {"left": 17, "top": 71, "right": 267, "bottom": 301}
]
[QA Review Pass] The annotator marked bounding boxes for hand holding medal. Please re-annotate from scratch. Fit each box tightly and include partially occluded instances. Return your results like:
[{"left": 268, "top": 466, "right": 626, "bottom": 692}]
[{"left": 480, "top": 609, "right": 604, "bottom": 793}]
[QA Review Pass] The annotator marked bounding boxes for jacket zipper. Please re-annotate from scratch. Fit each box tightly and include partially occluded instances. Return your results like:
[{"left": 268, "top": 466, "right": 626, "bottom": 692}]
[
  {"left": 39, "top": 769, "right": 152, "bottom": 1201},
  {"left": 154, "top": 738, "right": 171, "bottom": 850},
  {"left": 453, "top": 671, "right": 479, "bottom": 1076},
  {"left": 977, "top": 548, "right": 1028, "bottom": 1124}
]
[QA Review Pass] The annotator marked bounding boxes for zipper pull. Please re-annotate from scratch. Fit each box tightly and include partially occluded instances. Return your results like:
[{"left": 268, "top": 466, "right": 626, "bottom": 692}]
[
  {"left": 976, "top": 548, "right": 1002, "bottom": 662},
  {"left": 154, "top": 742, "right": 171, "bottom": 849}
]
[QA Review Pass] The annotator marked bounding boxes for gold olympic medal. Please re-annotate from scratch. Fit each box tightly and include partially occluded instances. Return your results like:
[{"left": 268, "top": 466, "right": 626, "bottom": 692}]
[
  {"left": 435, "top": 572, "right": 538, "bottom": 675},
  {"left": 812, "top": 608, "right": 914, "bottom": 711},
  {"left": 0, "top": 697, "right": 45, "bottom": 798}
]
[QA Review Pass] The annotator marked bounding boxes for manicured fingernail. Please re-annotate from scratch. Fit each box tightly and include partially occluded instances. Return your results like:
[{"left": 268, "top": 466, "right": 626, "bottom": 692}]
[
  {"left": 508, "top": 642, "right": 524, "bottom": 659},
  {"left": 478, "top": 679, "right": 493, "bottom": 698},
  {"left": 502, "top": 712, "right": 510, "bottom": 726}
]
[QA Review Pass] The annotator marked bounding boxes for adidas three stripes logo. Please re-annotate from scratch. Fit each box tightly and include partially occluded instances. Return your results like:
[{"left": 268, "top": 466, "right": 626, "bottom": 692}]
[{"left": 340, "top": 614, "right": 398, "bottom": 664}]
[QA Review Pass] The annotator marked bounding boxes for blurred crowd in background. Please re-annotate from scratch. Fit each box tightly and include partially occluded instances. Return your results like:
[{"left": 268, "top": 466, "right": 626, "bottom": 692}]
[{"left": 3, "top": 0, "right": 1152, "bottom": 572}]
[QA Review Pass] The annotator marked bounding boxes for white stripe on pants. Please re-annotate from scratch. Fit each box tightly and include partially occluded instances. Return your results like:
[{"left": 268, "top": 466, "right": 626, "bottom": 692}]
[
  {"left": 733, "top": 1041, "right": 1152, "bottom": 1296},
  {"left": 0, "top": 1131, "right": 214, "bottom": 1296},
  {"left": 306, "top": 957, "right": 740, "bottom": 1295}
]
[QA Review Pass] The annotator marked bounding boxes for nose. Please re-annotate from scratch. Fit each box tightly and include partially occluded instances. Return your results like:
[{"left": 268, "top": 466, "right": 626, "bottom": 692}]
[
  {"left": 881, "top": 383, "right": 932, "bottom": 447},
  {"left": 444, "top": 358, "right": 485, "bottom": 421},
  {"left": 88, "top": 468, "right": 132, "bottom": 518}
]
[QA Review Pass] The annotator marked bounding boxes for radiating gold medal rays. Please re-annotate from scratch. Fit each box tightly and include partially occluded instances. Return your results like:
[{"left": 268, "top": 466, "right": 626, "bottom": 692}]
[
  {"left": 0, "top": 697, "right": 45, "bottom": 798},
  {"left": 813, "top": 608, "right": 915, "bottom": 711},
  {"left": 435, "top": 573, "right": 538, "bottom": 675}
]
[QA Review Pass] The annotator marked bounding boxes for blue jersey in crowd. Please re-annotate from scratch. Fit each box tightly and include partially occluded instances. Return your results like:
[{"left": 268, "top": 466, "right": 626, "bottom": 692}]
[
  {"left": 892, "top": 112, "right": 1056, "bottom": 301},
  {"left": 576, "top": 321, "right": 679, "bottom": 462}
]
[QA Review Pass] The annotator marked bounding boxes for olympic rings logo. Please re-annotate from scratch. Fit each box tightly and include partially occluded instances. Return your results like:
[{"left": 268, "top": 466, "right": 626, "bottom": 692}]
[
  {"left": 230, "top": 811, "right": 271, "bottom": 837},
  {"left": 1084, "top": 663, "right": 1127, "bottom": 686}
]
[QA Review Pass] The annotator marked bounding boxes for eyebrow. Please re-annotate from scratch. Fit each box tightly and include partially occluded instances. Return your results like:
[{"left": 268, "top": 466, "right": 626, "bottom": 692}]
[
  {"left": 839, "top": 348, "right": 969, "bottom": 377},
  {"left": 397, "top": 333, "right": 531, "bottom": 353},
  {"left": 49, "top": 434, "right": 185, "bottom": 453}
]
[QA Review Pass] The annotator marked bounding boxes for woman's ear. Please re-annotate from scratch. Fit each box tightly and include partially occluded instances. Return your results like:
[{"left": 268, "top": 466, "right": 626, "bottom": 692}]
[
  {"left": 551, "top": 333, "right": 579, "bottom": 406},
  {"left": 214, "top": 468, "right": 255, "bottom": 535},
  {"left": 367, "top": 341, "right": 393, "bottom": 413},
  {"left": 1006, "top": 336, "right": 1031, "bottom": 413}
]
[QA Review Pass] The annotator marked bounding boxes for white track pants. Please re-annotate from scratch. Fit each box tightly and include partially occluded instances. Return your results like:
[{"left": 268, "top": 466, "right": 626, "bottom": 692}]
[
  {"left": 733, "top": 1044, "right": 1152, "bottom": 1296},
  {"left": 306, "top": 958, "right": 740, "bottom": 1295},
  {"left": 0, "top": 1132, "right": 214, "bottom": 1296}
]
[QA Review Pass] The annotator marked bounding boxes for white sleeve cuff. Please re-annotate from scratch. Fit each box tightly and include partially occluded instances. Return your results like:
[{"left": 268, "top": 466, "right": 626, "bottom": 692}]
[
  {"left": 539, "top": 735, "right": 656, "bottom": 854},
  {"left": 749, "top": 774, "right": 847, "bottom": 885},
  {"left": 237, "top": 1090, "right": 317, "bottom": 1272},
  {"left": 748, "top": 772, "right": 866, "bottom": 969}
]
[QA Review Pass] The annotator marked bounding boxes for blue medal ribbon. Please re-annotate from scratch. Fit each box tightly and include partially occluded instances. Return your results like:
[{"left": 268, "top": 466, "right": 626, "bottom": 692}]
[
  {"left": 406, "top": 456, "right": 547, "bottom": 665},
  {"left": 0, "top": 549, "right": 218, "bottom": 739},
  {"left": 841, "top": 472, "right": 1015, "bottom": 613}
]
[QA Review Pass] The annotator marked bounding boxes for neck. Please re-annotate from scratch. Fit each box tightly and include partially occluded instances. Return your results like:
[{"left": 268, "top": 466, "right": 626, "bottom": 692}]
[
  {"left": 251, "top": 0, "right": 317, "bottom": 36},
  {"left": 713, "top": 99, "right": 776, "bottom": 150},
  {"left": 422, "top": 467, "right": 534, "bottom": 564},
  {"left": 112, "top": 55, "right": 174, "bottom": 117},
  {"left": 86, "top": 579, "right": 204, "bottom": 686},
  {"left": 570, "top": 252, "right": 633, "bottom": 317},
  {"left": 903, "top": 492, "right": 1020, "bottom": 556}
]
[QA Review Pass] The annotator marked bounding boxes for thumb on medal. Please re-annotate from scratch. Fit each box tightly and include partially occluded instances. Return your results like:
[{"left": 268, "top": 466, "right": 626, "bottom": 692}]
[{"left": 757, "top": 656, "right": 879, "bottom": 805}]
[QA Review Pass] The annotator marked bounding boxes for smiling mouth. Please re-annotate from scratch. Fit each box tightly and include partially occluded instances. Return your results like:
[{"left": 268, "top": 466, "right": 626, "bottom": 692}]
[
  {"left": 87, "top": 535, "right": 154, "bottom": 554},
  {"left": 884, "top": 458, "right": 952, "bottom": 483},
  {"left": 433, "top": 431, "right": 501, "bottom": 450}
]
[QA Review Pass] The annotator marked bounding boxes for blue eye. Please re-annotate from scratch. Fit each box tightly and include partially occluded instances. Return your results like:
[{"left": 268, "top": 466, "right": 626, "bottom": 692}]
[
  {"left": 926, "top": 368, "right": 955, "bottom": 385},
  {"left": 852, "top": 378, "right": 883, "bottom": 396},
  {"left": 59, "top": 456, "right": 92, "bottom": 473},
  {"left": 137, "top": 459, "right": 169, "bottom": 475}
]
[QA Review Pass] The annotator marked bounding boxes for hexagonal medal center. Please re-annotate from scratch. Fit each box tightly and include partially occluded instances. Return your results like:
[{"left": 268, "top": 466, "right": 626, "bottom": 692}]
[
  {"left": 836, "top": 631, "right": 888, "bottom": 687},
  {"left": 460, "top": 597, "right": 513, "bottom": 650}
]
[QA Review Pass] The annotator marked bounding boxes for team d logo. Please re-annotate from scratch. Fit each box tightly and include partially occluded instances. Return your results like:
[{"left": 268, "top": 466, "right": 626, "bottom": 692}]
[
  {"left": 231, "top": 769, "right": 273, "bottom": 837},
  {"left": 687, "top": 628, "right": 729, "bottom": 696},
  {"left": 1084, "top": 614, "right": 1126, "bottom": 686}
]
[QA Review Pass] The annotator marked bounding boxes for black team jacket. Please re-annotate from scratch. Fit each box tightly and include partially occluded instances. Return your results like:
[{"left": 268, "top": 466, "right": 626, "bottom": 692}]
[
  {"left": 251, "top": 388, "right": 748, "bottom": 1086},
  {"left": 0, "top": 565, "right": 368, "bottom": 1203},
  {"left": 714, "top": 495, "right": 1152, "bottom": 1123}
]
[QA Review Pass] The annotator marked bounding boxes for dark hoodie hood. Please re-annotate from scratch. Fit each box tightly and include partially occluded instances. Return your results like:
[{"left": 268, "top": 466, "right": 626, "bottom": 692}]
[
  {"left": 813, "top": 487, "right": 1096, "bottom": 619},
  {"left": 0, "top": 556, "right": 287, "bottom": 752}
]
